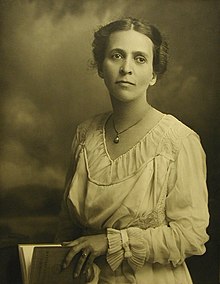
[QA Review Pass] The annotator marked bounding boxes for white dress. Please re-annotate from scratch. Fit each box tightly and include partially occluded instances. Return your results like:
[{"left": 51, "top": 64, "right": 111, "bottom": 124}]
[{"left": 56, "top": 112, "right": 209, "bottom": 284}]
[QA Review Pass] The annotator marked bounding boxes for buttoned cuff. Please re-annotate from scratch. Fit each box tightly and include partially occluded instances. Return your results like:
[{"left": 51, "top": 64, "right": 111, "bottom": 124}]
[{"left": 106, "top": 228, "right": 147, "bottom": 271}]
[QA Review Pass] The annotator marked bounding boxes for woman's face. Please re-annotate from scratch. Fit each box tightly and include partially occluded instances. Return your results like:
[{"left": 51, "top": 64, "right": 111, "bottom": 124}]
[{"left": 101, "top": 29, "right": 156, "bottom": 103}]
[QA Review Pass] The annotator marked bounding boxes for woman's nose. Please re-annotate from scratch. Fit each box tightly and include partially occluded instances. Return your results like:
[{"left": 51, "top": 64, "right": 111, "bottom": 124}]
[{"left": 119, "top": 59, "right": 133, "bottom": 75}]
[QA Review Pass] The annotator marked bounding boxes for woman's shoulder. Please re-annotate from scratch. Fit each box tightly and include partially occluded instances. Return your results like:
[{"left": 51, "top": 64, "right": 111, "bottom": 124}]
[
  {"left": 163, "top": 114, "right": 198, "bottom": 138},
  {"left": 156, "top": 114, "right": 201, "bottom": 159},
  {"left": 77, "top": 112, "right": 110, "bottom": 130},
  {"left": 76, "top": 112, "right": 110, "bottom": 142}
]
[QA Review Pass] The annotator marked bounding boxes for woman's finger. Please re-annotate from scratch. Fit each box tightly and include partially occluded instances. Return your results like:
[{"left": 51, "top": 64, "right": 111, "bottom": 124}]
[
  {"left": 63, "top": 243, "right": 83, "bottom": 269},
  {"left": 62, "top": 239, "right": 80, "bottom": 247},
  {"left": 83, "top": 253, "right": 95, "bottom": 275},
  {"left": 62, "top": 241, "right": 72, "bottom": 246},
  {"left": 85, "top": 266, "right": 95, "bottom": 283},
  {"left": 74, "top": 249, "right": 90, "bottom": 278}
]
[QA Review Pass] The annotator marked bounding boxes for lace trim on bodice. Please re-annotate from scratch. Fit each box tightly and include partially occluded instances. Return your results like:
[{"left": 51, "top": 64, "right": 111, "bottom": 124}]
[
  {"left": 75, "top": 112, "right": 195, "bottom": 185},
  {"left": 131, "top": 202, "right": 167, "bottom": 229}
]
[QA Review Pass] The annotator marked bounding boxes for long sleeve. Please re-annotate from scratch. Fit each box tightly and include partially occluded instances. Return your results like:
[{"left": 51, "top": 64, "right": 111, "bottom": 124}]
[
  {"left": 55, "top": 131, "right": 82, "bottom": 243},
  {"left": 55, "top": 199, "right": 82, "bottom": 242},
  {"left": 55, "top": 117, "right": 98, "bottom": 243},
  {"left": 106, "top": 134, "right": 209, "bottom": 271}
]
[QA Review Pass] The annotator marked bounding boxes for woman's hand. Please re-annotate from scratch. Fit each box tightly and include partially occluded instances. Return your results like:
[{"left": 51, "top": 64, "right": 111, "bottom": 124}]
[{"left": 62, "top": 234, "right": 107, "bottom": 279}]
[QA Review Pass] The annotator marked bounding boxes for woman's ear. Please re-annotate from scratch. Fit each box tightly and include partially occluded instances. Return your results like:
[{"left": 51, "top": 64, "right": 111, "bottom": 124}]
[
  {"left": 98, "top": 69, "right": 104, "bottom": 78},
  {"left": 149, "top": 72, "right": 157, "bottom": 86}
]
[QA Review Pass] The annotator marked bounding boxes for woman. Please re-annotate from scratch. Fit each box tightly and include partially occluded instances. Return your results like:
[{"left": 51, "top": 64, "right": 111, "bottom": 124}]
[{"left": 55, "top": 17, "right": 209, "bottom": 283}]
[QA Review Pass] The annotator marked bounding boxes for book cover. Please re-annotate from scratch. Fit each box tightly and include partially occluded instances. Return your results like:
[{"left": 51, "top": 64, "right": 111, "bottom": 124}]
[{"left": 18, "top": 244, "right": 86, "bottom": 284}]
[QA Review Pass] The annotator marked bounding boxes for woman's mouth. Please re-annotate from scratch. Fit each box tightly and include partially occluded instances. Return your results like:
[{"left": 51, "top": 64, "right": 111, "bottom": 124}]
[{"left": 115, "top": 80, "right": 135, "bottom": 86}]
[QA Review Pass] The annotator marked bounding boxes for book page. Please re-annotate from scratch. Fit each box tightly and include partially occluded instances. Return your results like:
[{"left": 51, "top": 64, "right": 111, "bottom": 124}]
[
  {"left": 30, "top": 247, "right": 86, "bottom": 284},
  {"left": 18, "top": 245, "right": 35, "bottom": 284},
  {"left": 18, "top": 244, "right": 61, "bottom": 284}
]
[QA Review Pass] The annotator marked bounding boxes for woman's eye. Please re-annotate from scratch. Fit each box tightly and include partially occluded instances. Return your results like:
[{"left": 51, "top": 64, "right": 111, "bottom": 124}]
[
  {"left": 135, "top": 56, "right": 146, "bottom": 64},
  {"left": 111, "top": 53, "right": 123, "bottom": 60}
]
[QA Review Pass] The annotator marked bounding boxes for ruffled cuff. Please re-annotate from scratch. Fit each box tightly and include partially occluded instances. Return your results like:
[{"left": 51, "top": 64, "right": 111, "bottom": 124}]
[{"left": 106, "top": 228, "right": 147, "bottom": 271}]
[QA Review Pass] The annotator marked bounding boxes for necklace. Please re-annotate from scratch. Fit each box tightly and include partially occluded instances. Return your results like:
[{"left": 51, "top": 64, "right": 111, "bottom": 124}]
[{"left": 112, "top": 111, "right": 148, "bottom": 144}]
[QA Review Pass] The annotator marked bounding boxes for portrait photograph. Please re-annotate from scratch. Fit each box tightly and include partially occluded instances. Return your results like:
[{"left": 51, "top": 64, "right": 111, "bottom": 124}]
[{"left": 0, "top": 1, "right": 219, "bottom": 283}]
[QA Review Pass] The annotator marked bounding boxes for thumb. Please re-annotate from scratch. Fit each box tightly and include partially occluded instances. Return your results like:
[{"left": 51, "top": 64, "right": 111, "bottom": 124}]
[{"left": 62, "top": 241, "right": 72, "bottom": 246}]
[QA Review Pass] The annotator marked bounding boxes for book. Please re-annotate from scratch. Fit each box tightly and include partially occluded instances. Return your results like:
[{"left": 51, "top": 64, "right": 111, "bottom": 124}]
[{"left": 18, "top": 244, "right": 86, "bottom": 284}]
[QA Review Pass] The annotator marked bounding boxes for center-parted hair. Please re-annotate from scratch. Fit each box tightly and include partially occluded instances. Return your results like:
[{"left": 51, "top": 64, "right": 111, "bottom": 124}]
[{"left": 92, "top": 17, "right": 168, "bottom": 77}]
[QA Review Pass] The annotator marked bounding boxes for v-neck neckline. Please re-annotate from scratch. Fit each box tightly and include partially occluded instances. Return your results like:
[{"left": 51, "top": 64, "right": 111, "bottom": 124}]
[{"left": 102, "top": 112, "right": 167, "bottom": 162}]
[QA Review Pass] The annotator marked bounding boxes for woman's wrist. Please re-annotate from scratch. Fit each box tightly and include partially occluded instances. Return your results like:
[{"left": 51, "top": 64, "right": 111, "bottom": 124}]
[{"left": 107, "top": 228, "right": 123, "bottom": 254}]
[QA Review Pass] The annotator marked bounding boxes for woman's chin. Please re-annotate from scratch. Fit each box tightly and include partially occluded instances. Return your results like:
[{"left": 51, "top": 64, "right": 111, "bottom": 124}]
[{"left": 110, "top": 92, "right": 145, "bottom": 104}]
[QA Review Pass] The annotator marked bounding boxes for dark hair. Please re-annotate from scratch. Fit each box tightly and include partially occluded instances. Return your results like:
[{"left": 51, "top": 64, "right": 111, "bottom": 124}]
[{"left": 92, "top": 17, "right": 168, "bottom": 76}]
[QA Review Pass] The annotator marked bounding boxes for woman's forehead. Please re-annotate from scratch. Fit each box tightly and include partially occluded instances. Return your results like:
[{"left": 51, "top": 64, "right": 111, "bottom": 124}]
[{"left": 106, "top": 29, "right": 154, "bottom": 54}]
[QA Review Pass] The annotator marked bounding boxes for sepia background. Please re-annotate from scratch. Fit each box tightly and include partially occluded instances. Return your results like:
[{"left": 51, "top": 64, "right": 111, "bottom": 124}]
[{"left": 0, "top": 0, "right": 219, "bottom": 283}]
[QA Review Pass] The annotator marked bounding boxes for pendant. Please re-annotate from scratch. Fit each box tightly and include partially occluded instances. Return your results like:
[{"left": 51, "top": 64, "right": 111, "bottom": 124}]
[{"left": 113, "top": 135, "right": 119, "bottom": 144}]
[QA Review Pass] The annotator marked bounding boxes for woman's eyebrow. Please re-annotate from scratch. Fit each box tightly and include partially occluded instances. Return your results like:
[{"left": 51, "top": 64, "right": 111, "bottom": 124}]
[
  {"left": 109, "top": 48, "right": 149, "bottom": 57},
  {"left": 109, "top": 48, "right": 125, "bottom": 54},
  {"left": 133, "top": 51, "right": 149, "bottom": 58}
]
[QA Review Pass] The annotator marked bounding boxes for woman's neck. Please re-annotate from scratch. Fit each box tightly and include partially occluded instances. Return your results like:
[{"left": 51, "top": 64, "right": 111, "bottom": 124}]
[{"left": 110, "top": 96, "right": 151, "bottom": 130}]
